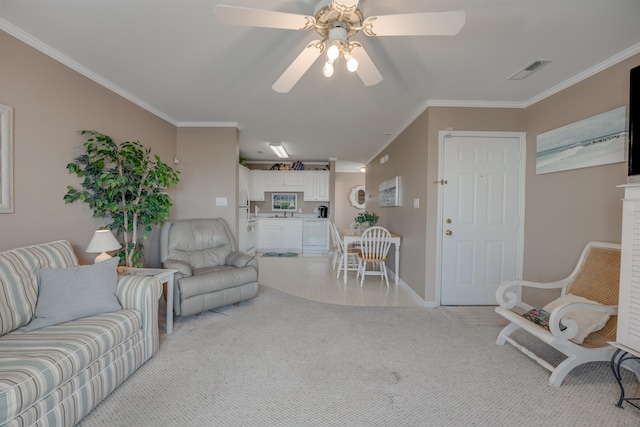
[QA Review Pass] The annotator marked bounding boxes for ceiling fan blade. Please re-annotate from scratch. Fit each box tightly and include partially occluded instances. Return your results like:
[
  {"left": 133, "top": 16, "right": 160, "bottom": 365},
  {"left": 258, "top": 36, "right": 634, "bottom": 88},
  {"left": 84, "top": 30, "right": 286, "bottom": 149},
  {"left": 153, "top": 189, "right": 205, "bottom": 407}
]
[
  {"left": 213, "top": 5, "right": 315, "bottom": 31},
  {"left": 272, "top": 41, "right": 324, "bottom": 93},
  {"left": 362, "top": 10, "right": 465, "bottom": 37},
  {"left": 350, "top": 43, "right": 383, "bottom": 87}
]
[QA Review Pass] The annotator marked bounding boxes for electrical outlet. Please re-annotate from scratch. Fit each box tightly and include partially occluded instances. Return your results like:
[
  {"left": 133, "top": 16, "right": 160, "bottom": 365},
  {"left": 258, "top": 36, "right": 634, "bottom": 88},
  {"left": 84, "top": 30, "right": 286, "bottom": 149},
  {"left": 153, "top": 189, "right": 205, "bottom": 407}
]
[{"left": 413, "top": 198, "right": 420, "bottom": 209}]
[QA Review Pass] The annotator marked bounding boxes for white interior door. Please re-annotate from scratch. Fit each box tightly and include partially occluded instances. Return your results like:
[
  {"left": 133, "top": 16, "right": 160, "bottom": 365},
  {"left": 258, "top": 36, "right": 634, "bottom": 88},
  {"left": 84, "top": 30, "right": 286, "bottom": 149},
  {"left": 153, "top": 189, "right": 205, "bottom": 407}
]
[{"left": 439, "top": 132, "right": 525, "bottom": 305}]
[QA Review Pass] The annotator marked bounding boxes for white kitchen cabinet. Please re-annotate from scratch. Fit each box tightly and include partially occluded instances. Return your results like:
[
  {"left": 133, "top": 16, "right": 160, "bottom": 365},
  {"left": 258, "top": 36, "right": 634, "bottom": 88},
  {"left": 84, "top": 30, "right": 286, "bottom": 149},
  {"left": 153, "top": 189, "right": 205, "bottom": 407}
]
[
  {"left": 250, "top": 170, "right": 266, "bottom": 201},
  {"left": 264, "top": 171, "right": 304, "bottom": 192},
  {"left": 258, "top": 218, "right": 303, "bottom": 252},
  {"left": 615, "top": 183, "right": 640, "bottom": 352},
  {"left": 251, "top": 170, "right": 329, "bottom": 200},
  {"left": 303, "top": 171, "right": 330, "bottom": 201}
]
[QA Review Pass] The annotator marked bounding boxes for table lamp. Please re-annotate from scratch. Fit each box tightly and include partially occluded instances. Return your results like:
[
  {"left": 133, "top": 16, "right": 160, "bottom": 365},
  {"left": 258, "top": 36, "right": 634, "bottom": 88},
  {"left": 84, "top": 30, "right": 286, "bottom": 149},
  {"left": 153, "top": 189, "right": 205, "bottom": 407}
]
[{"left": 86, "top": 230, "right": 122, "bottom": 263}]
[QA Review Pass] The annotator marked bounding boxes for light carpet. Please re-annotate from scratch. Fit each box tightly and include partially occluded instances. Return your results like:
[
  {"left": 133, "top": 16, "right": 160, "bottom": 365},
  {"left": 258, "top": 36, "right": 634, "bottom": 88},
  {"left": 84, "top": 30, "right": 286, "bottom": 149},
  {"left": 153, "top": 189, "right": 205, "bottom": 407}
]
[
  {"left": 437, "top": 306, "right": 509, "bottom": 328},
  {"left": 78, "top": 286, "right": 640, "bottom": 426}
]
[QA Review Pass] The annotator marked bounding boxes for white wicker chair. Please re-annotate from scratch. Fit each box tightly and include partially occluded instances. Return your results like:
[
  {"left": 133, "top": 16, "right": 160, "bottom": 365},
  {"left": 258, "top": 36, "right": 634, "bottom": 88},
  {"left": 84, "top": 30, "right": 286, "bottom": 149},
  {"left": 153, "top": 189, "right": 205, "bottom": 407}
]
[{"left": 494, "top": 241, "right": 633, "bottom": 386}]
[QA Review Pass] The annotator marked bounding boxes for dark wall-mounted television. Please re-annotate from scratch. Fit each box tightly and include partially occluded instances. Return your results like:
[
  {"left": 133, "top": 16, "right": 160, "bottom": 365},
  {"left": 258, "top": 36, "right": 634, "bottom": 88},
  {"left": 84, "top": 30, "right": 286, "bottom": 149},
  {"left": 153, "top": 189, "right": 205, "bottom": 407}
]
[{"left": 629, "top": 65, "right": 640, "bottom": 182}]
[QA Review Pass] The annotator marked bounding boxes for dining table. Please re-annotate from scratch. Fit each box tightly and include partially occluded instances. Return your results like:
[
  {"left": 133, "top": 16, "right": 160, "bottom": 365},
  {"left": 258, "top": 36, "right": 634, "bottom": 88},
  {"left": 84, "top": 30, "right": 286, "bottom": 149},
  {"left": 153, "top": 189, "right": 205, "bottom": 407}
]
[{"left": 339, "top": 228, "right": 402, "bottom": 284}]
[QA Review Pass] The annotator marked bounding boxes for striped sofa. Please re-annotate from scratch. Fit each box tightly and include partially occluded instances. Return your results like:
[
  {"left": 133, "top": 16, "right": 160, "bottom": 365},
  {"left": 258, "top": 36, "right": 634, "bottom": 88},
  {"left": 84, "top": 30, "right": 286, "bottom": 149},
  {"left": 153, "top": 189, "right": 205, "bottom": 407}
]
[{"left": 0, "top": 241, "right": 162, "bottom": 426}]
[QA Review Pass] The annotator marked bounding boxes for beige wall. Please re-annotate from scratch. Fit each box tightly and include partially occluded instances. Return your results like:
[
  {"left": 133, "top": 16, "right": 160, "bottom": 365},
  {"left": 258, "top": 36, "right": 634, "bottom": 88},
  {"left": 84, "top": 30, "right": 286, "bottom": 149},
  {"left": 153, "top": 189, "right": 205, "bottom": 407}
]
[
  {"left": 334, "top": 172, "right": 365, "bottom": 229},
  {"left": 372, "top": 53, "right": 640, "bottom": 304},
  {"left": 175, "top": 127, "right": 239, "bottom": 241},
  {"left": 520, "top": 54, "right": 640, "bottom": 305},
  {"left": 366, "top": 112, "right": 430, "bottom": 298},
  {"left": 0, "top": 30, "right": 176, "bottom": 266}
]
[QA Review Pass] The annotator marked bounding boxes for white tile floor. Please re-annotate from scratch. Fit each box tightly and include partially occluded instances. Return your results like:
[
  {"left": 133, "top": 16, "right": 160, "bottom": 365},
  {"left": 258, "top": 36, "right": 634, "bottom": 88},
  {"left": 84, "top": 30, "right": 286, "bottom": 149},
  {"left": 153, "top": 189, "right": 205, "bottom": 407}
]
[{"left": 257, "top": 253, "right": 422, "bottom": 307}]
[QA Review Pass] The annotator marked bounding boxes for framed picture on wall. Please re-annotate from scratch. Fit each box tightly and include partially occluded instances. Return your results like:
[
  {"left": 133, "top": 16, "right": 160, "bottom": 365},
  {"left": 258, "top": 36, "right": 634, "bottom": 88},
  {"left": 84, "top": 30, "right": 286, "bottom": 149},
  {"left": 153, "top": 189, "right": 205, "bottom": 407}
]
[
  {"left": 272, "top": 193, "right": 297, "bottom": 212},
  {"left": 378, "top": 176, "right": 399, "bottom": 207},
  {"left": 536, "top": 106, "right": 627, "bottom": 174}
]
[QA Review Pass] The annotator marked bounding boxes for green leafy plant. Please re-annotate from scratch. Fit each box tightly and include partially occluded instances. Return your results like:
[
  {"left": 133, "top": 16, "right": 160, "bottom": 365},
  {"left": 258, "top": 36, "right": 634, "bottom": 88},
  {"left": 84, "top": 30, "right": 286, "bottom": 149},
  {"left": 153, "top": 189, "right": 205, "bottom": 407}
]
[
  {"left": 355, "top": 211, "right": 379, "bottom": 225},
  {"left": 64, "top": 130, "right": 180, "bottom": 267}
]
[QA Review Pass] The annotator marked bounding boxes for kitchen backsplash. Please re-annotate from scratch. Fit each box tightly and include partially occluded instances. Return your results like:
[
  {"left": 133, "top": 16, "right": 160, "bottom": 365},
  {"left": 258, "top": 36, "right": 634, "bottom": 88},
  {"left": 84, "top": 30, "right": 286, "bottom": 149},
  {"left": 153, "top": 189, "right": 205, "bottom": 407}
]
[{"left": 250, "top": 192, "right": 329, "bottom": 216}]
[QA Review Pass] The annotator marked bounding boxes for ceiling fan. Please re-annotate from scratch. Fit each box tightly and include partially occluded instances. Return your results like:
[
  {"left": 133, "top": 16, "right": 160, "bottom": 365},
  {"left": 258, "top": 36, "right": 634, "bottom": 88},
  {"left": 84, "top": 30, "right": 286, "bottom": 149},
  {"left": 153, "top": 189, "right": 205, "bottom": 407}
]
[{"left": 213, "top": 0, "right": 465, "bottom": 93}]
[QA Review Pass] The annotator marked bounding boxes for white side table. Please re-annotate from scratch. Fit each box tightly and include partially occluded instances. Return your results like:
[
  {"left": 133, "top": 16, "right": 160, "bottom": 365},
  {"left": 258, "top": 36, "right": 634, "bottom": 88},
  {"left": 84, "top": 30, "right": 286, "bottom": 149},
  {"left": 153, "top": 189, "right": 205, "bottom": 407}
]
[{"left": 117, "top": 267, "right": 177, "bottom": 334}]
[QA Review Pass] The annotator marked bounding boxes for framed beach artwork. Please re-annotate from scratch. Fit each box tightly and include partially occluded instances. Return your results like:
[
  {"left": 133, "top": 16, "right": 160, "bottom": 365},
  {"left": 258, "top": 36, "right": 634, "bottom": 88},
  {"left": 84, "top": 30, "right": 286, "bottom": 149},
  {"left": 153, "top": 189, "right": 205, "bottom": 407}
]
[
  {"left": 536, "top": 106, "right": 627, "bottom": 175},
  {"left": 378, "top": 176, "right": 399, "bottom": 207}
]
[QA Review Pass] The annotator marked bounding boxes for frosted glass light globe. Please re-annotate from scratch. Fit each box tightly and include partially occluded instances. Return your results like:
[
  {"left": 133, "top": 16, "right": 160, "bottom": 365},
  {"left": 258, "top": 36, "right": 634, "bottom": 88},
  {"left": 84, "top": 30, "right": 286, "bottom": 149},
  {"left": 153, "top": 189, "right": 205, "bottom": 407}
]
[
  {"left": 323, "top": 62, "right": 334, "bottom": 77},
  {"left": 346, "top": 56, "right": 358, "bottom": 72},
  {"left": 327, "top": 44, "right": 340, "bottom": 62}
]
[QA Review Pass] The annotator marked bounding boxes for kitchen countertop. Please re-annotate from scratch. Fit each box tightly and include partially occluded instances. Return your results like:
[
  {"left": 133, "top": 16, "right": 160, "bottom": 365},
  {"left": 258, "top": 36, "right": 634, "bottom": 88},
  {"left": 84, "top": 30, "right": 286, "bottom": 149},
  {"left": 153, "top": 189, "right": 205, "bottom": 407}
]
[{"left": 253, "top": 214, "right": 328, "bottom": 220}]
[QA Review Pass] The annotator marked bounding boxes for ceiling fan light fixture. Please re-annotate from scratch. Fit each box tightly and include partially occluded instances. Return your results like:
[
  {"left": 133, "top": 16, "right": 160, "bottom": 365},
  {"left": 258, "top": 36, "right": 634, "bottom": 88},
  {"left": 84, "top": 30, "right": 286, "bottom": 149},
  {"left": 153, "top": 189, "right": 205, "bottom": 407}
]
[
  {"left": 345, "top": 53, "right": 358, "bottom": 72},
  {"left": 269, "top": 142, "right": 289, "bottom": 158},
  {"left": 322, "top": 61, "right": 334, "bottom": 77},
  {"left": 326, "top": 42, "right": 341, "bottom": 61},
  {"left": 215, "top": 3, "right": 465, "bottom": 92}
]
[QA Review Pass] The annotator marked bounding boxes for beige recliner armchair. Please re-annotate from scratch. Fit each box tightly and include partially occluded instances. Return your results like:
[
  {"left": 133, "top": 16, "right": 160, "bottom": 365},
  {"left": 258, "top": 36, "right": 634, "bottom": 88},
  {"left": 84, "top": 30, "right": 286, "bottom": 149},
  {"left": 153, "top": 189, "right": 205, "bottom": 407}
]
[{"left": 160, "top": 218, "right": 258, "bottom": 317}]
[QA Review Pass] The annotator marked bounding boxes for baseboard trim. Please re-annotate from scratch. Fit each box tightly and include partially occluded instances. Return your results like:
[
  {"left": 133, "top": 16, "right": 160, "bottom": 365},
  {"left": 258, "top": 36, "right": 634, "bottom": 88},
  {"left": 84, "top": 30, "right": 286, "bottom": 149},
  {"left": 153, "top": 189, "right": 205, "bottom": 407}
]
[{"left": 387, "top": 268, "right": 426, "bottom": 307}]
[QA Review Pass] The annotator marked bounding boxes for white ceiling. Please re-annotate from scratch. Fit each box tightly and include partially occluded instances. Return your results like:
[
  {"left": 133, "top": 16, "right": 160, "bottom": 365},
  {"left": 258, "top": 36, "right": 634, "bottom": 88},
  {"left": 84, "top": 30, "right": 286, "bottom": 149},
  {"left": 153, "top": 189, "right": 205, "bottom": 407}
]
[{"left": 2, "top": 0, "right": 640, "bottom": 172}]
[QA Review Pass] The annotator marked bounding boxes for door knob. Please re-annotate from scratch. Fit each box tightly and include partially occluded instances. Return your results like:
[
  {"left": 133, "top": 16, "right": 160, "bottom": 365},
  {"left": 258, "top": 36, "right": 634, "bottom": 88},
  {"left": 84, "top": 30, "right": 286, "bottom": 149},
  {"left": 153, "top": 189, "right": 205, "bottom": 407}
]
[{"left": 445, "top": 230, "right": 453, "bottom": 236}]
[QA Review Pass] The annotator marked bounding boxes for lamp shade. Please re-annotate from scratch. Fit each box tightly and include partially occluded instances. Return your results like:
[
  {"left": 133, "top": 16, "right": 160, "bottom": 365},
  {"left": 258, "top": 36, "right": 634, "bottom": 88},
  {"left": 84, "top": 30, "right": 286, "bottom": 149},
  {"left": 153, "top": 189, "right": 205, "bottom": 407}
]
[{"left": 86, "top": 230, "right": 121, "bottom": 263}]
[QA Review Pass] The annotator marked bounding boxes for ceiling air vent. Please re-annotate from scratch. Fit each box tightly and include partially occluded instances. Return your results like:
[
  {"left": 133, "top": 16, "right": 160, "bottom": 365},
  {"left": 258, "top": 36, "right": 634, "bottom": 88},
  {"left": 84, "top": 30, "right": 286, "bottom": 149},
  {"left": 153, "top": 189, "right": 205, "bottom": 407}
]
[{"left": 508, "top": 59, "right": 552, "bottom": 80}]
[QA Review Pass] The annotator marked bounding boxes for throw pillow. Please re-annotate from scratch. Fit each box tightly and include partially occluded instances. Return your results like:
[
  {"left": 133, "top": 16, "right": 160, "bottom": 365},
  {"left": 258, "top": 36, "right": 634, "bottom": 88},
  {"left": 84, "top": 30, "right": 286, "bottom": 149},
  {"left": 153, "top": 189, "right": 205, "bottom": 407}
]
[
  {"left": 24, "top": 257, "right": 121, "bottom": 331},
  {"left": 542, "top": 293, "right": 611, "bottom": 344}
]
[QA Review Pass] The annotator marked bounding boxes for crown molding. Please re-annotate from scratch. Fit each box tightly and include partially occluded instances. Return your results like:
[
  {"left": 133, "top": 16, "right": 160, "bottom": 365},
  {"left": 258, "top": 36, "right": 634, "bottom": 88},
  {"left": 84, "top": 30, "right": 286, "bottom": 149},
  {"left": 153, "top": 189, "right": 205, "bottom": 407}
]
[
  {"left": 175, "top": 122, "right": 239, "bottom": 128},
  {"left": 524, "top": 41, "right": 640, "bottom": 107},
  {"left": 365, "top": 42, "right": 640, "bottom": 165},
  {"left": 427, "top": 99, "right": 527, "bottom": 109}
]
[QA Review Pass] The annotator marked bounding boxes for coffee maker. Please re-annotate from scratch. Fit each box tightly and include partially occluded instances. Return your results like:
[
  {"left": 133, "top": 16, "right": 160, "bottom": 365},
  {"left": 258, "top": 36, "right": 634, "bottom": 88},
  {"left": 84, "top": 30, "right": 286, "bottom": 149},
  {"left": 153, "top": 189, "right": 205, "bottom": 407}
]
[{"left": 317, "top": 205, "right": 328, "bottom": 218}]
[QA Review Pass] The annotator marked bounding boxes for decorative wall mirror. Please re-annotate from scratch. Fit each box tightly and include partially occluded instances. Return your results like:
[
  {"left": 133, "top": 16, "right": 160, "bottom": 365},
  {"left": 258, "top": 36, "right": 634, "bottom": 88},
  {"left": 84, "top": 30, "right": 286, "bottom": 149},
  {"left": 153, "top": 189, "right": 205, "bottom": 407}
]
[{"left": 349, "top": 185, "right": 366, "bottom": 209}]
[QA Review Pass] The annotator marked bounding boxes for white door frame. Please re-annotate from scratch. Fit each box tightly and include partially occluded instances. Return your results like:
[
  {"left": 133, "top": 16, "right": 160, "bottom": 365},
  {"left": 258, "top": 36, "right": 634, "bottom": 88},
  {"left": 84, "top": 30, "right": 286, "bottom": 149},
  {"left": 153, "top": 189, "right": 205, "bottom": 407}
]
[{"left": 435, "top": 130, "right": 526, "bottom": 306}]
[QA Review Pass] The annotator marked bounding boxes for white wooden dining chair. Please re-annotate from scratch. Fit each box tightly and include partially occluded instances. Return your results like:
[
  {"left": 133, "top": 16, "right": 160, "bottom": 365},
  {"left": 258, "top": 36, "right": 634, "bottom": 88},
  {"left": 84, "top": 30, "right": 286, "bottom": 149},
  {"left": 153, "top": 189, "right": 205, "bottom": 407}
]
[
  {"left": 330, "top": 222, "right": 359, "bottom": 279},
  {"left": 329, "top": 222, "right": 341, "bottom": 270},
  {"left": 357, "top": 226, "right": 392, "bottom": 287}
]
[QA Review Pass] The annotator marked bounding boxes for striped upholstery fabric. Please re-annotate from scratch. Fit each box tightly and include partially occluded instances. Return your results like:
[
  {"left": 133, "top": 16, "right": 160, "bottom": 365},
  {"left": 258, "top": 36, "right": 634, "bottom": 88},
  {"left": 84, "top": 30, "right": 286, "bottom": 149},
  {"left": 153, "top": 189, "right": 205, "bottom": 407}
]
[
  {"left": 0, "top": 310, "right": 141, "bottom": 425},
  {"left": 0, "top": 241, "right": 162, "bottom": 426},
  {"left": 7, "top": 333, "right": 145, "bottom": 427},
  {"left": 0, "top": 241, "right": 77, "bottom": 336},
  {"left": 116, "top": 275, "right": 163, "bottom": 360}
]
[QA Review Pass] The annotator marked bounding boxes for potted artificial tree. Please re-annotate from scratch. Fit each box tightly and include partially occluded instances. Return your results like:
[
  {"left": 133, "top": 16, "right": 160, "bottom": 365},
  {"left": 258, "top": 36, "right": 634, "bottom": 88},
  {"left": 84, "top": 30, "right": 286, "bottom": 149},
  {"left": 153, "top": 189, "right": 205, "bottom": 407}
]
[{"left": 64, "top": 130, "right": 179, "bottom": 267}]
